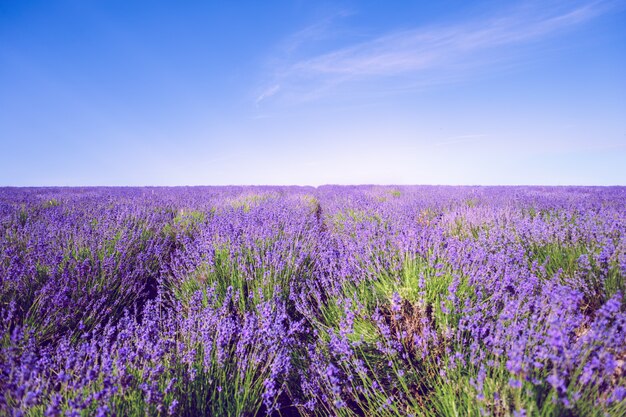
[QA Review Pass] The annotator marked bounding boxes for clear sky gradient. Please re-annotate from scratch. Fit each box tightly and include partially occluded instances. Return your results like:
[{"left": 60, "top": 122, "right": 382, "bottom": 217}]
[{"left": 1, "top": 0, "right": 625, "bottom": 186}]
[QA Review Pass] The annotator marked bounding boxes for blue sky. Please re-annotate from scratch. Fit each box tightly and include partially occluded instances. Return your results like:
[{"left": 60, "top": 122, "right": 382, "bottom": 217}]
[{"left": 1, "top": 0, "right": 625, "bottom": 186}]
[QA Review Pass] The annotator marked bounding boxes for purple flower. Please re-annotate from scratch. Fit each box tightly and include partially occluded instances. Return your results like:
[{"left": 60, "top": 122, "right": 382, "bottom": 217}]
[
  {"left": 168, "top": 399, "right": 179, "bottom": 416},
  {"left": 391, "top": 292, "right": 402, "bottom": 313},
  {"left": 95, "top": 405, "right": 109, "bottom": 417}
]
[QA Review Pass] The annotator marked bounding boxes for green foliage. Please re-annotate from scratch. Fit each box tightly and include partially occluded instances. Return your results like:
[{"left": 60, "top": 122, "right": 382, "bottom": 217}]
[
  {"left": 305, "top": 255, "right": 482, "bottom": 417},
  {"left": 18, "top": 206, "right": 28, "bottom": 227},
  {"left": 42, "top": 198, "right": 61, "bottom": 208},
  {"left": 162, "top": 209, "right": 207, "bottom": 238},
  {"left": 229, "top": 194, "right": 270, "bottom": 213},
  {"left": 531, "top": 242, "right": 589, "bottom": 279},
  {"left": 171, "top": 237, "right": 314, "bottom": 314},
  {"left": 530, "top": 242, "right": 624, "bottom": 308}
]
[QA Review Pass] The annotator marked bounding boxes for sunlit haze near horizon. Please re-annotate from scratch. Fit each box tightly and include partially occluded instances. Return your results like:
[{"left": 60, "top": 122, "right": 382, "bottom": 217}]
[{"left": 1, "top": 0, "right": 625, "bottom": 186}]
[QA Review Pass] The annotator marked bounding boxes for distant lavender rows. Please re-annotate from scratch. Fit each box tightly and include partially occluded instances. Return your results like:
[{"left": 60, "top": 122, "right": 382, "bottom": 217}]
[{"left": 1, "top": 186, "right": 624, "bottom": 416}]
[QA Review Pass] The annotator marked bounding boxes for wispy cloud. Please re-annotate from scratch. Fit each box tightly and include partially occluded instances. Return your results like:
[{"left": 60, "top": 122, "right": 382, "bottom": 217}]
[
  {"left": 277, "top": 10, "right": 355, "bottom": 54},
  {"left": 259, "top": 1, "right": 620, "bottom": 104},
  {"left": 255, "top": 84, "right": 280, "bottom": 105}
]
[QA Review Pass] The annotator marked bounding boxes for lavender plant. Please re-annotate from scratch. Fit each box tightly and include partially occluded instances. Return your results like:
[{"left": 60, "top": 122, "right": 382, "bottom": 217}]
[{"left": 0, "top": 186, "right": 623, "bottom": 416}]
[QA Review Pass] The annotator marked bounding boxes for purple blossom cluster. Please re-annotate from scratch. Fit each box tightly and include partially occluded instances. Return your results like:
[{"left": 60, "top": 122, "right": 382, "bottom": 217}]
[{"left": 0, "top": 186, "right": 624, "bottom": 416}]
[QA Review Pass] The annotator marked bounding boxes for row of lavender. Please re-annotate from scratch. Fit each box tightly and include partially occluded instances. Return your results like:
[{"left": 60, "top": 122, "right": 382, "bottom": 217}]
[{"left": 1, "top": 186, "right": 624, "bottom": 416}]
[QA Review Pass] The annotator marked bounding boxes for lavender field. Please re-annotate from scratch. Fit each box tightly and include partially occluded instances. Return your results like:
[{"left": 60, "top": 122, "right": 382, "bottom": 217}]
[{"left": 1, "top": 186, "right": 625, "bottom": 417}]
